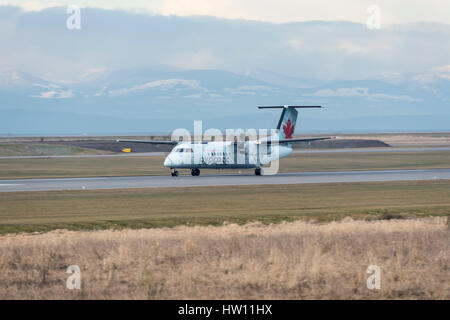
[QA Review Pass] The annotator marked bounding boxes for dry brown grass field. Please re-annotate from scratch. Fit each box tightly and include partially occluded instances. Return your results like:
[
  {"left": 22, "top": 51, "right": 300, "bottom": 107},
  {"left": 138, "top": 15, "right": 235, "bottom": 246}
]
[{"left": 0, "top": 217, "right": 448, "bottom": 299}]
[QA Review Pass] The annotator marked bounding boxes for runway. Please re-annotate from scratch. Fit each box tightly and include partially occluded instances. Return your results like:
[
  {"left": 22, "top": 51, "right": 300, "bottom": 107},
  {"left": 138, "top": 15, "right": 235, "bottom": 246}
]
[
  {"left": 0, "top": 168, "right": 449, "bottom": 192},
  {"left": 1, "top": 146, "right": 449, "bottom": 159}
]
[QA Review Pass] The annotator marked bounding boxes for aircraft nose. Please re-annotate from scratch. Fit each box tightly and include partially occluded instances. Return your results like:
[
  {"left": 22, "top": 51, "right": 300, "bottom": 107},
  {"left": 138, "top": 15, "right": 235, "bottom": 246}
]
[{"left": 164, "top": 156, "right": 172, "bottom": 167}]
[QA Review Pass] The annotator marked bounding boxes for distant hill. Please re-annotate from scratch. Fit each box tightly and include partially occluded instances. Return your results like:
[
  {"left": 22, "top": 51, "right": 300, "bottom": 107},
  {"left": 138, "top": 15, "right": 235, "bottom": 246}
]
[{"left": 1, "top": 67, "right": 449, "bottom": 135}]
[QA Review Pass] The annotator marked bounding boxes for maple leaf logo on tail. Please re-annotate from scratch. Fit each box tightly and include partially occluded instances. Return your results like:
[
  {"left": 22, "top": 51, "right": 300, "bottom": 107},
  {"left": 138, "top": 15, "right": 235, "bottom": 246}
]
[{"left": 282, "top": 119, "right": 294, "bottom": 139}]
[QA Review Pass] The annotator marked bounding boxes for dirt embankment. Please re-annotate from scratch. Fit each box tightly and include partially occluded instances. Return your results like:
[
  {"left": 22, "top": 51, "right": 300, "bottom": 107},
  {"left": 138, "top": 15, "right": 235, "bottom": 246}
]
[
  {"left": 35, "top": 140, "right": 174, "bottom": 153},
  {"left": 293, "top": 139, "right": 389, "bottom": 149}
]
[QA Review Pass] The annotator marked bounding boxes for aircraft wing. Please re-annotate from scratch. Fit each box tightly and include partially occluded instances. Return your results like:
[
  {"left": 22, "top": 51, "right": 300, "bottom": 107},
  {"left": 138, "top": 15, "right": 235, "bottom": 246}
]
[
  {"left": 279, "top": 137, "right": 333, "bottom": 144},
  {"left": 260, "top": 136, "right": 333, "bottom": 144},
  {"left": 116, "top": 139, "right": 179, "bottom": 145}
]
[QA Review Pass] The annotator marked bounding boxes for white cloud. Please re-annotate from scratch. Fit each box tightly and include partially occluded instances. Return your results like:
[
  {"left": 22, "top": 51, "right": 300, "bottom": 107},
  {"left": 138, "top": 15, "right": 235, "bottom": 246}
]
[
  {"left": 164, "top": 50, "right": 218, "bottom": 70},
  {"left": 225, "top": 88, "right": 255, "bottom": 95},
  {"left": 183, "top": 93, "right": 202, "bottom": 98},
  {"left": 3, "top": 0, "right": 450, "bottom": 24},
  {"left": 0, "top": 68, "right": 18, "bottom": 78},
  {"left": 18, "top": 1, "right": 58, "bottom": 11},
  {"left": 238, "top": 85, "right": 274, "bottom": 91},
  {"left": 282, "top": 39, "right": 305, "bottom": 50},
  {"left": 157, "top": 0, "right": 450, "bottom": 25},
  {"left": 9, "top": 71, "right": 19, "bottom": 80},
  {"left": 32, "top": 89, "right": 73, "bottom": 98},
  {"left": 108, "top": 79, "right": 202, "bottom": 96},
  {"left": 79, "top": 67, "right": 108, "bottom": 79},
  {"left": 308, "top": 87, "right": 369, "bottom": 97},
  {"left": 35, "top": 90, "right": 57, "bottom": 98},
  {"left": 339, "top": 42, "right": 370, "bottom": 55},
  {"left": 1, "top": 6, "right": 449, "bottom": 84},
  {"left": 306, "top": 87, "right": 422, "bottom": 102},
  {"left": 33, "top": 83, "right": 60, "bottom": 89},
  {"left": 413, "top": 65, "right": 450, "bottom": 83},
  {"left": 368, "top": 93, "right": 422, "bottom": 102},
  {"left": 224, "top": 85, "right": 275, "bottom": 95},
  {"left": 93, "top": 86, "right": 107, "bottom": 97}
]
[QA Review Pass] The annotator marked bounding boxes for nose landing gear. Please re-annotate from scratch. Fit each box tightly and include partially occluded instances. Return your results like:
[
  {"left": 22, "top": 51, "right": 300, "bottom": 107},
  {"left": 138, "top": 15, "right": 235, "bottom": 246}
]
[
  {"left": 191, "top": 168, "right": 200, "bottom": 176},
  {"left": 170, "top": 169, "right": 179, "bottom": 177}
]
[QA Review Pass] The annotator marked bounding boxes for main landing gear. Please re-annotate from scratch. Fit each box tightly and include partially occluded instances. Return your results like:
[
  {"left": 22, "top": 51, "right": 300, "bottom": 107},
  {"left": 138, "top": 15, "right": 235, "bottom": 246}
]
[
  {"left": 170, "top": 169, "right": 179, "bottom": 177},
  {"left": 255, "top": 168, "right": 262, "bottom": 176},
  {"left": 191, "top": 168, "right": 200, "bottom": 176}
]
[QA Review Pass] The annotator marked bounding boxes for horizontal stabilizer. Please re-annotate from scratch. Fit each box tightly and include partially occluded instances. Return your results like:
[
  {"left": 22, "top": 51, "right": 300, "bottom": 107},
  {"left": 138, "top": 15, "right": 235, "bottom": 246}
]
[
  {"left": 279, "top": 136, "right": 332, "bottom": 144},
  {"left": 116, "top": 139, "right": 178, "bottom": 145},
  {"left": 262, "top": 136, "right": 333, "bottom": 144},
  {"left": 258, "top": 106, "right": 322, "bottom": 109}
]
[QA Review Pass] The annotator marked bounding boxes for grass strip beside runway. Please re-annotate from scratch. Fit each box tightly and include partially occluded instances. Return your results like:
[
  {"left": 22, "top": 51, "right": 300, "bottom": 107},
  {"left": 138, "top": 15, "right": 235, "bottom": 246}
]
[{"left": 0, "top": 180, "right": 449, "bottom": 234}]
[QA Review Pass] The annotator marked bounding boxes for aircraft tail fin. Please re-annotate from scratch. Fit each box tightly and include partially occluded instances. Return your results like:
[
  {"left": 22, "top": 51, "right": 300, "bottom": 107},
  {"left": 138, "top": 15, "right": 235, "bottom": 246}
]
[{"left": 258, "top": 105, "right": 322, "bottom": 140}]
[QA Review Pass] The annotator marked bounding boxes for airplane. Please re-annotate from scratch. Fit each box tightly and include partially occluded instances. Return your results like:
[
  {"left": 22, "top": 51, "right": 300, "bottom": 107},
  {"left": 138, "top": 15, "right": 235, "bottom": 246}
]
[{"left": 117, "top": 106, "right": 331, "bottom": 176}]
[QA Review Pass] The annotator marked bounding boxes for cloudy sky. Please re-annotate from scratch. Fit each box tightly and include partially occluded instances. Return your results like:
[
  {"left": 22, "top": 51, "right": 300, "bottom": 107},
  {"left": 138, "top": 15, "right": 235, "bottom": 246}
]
[
  {"left": 0, "top": 1, "right": 449, "bottom": 133},
  {"left": 2, "top": 0, "right": 450, "bottom": 25},
  {"left": 0, "top": 1, "right": 449, "bottom": 84}
]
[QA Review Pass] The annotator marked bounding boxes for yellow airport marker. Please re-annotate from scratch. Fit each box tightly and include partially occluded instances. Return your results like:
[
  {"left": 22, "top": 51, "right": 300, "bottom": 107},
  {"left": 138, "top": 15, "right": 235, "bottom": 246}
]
[{"left": 122, "top": 148, "right": 131, "bottom": 153}]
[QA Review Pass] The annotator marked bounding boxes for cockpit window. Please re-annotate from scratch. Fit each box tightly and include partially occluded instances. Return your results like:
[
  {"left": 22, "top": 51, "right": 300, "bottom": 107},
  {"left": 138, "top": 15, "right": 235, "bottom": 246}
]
[{"left": 175, "top": 148, "right": 193, "bottom": 153}]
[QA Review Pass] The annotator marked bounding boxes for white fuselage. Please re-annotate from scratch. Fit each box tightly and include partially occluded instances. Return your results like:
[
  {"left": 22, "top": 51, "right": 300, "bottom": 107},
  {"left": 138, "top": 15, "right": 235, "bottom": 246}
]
[{"left": 163, "top": 141, "right": 292, "bottom": 169}]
